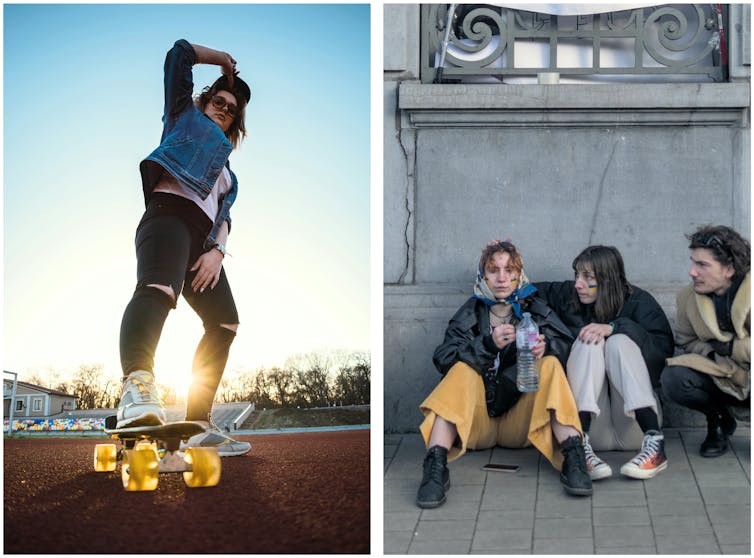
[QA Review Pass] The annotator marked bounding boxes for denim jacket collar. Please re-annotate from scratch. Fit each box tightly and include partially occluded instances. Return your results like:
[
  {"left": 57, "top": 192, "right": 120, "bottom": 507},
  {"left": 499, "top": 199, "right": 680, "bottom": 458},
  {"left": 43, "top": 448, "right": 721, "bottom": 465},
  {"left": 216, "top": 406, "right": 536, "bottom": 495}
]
[{"left": 139, "top": 39, "right": 238, "bottom": 248}]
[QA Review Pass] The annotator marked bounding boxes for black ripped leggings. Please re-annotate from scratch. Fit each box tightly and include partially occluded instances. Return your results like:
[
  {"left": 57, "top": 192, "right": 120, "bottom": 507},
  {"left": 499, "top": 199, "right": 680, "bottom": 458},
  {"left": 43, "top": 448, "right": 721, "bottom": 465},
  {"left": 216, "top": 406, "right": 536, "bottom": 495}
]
[{"left": 119, "top": 193, "right": 239, "bottom": 421}]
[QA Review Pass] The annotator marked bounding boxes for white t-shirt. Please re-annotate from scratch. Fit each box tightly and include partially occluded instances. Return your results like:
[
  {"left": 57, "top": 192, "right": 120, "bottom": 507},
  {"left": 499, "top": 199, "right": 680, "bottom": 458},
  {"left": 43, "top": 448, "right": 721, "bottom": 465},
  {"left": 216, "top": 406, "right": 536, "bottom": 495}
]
[{"left": 153, "top": 166, "right": 231, "bottom": 222}]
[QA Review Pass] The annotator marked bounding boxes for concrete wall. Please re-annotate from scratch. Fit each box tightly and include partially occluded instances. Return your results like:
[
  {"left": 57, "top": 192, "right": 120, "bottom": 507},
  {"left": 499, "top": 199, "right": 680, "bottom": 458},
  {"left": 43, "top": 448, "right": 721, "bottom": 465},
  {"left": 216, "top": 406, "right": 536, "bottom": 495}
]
[{"left": 384, "top": 4, "right": 751, "bottom": 433}]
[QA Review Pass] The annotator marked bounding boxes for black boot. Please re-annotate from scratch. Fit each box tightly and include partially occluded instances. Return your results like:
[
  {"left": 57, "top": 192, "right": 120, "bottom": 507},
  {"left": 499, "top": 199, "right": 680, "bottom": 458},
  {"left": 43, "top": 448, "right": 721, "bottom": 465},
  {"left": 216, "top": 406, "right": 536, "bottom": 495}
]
[
  {"left": 560, "top": 436, "right": 593, "bottom": 496},
  {"left": 700, "top": 408, "right": 736, "bottom": 458},
  {"left": 416, "top": 446, "right": 450, "bottom": 508}
]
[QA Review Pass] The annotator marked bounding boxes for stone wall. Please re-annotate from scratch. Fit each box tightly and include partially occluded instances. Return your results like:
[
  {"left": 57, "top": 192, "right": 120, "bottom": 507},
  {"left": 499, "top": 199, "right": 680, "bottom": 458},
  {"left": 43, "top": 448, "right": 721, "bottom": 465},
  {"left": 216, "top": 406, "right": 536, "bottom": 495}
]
[{"left": 384, "top": 4, "right": 751, "bottom": 433}]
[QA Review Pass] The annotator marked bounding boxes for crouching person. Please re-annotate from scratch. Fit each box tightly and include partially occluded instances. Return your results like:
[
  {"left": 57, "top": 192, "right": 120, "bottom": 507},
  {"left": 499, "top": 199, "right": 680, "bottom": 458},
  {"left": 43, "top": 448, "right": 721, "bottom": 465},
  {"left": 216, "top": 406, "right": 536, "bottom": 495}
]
[
  {"left": 416, "top": 240, "right": 591, "bottom": 509},
  {"left": 662, "top": 225, "right": 750, "bottom": 457}
]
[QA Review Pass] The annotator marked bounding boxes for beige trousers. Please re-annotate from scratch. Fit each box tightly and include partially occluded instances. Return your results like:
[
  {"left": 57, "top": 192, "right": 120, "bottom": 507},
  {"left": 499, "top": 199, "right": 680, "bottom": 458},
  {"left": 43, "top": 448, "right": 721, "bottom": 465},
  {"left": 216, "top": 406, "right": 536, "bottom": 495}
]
[
  {"left": 566, "top": 334, "right": 662, "bottom": 451},
  {"left": 419, "top": 356, "right": 582, "bottom": 470}
]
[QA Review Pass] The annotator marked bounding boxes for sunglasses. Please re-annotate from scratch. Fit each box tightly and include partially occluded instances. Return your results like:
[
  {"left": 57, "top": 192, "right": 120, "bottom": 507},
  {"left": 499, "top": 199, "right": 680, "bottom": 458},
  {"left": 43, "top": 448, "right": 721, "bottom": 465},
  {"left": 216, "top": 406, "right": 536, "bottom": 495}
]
[
  {"left": 699, "top": 233, "right": 732, "bottom": 260},
  {"left": 210, "top": 95, "right": 239, "bottom": 119}
]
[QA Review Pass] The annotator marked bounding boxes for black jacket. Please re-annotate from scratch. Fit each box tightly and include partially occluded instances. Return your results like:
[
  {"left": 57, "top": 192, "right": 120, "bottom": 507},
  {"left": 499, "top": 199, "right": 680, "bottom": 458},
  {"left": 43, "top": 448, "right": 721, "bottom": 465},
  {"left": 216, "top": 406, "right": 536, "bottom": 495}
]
[
  {"left": 432, "top": 295, "right": 574, "bottom": 376},
  {"left": 534, "top": 281, "right": 675, "bottom": 386}
]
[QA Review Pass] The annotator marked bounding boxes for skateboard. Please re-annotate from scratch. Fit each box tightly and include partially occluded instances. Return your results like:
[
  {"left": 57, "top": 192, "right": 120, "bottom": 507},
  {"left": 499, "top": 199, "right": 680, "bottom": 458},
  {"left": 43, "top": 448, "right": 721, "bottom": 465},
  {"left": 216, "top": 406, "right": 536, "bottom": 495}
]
[{"left": 93, "top": 417, "right": 221, "bottom": 491}]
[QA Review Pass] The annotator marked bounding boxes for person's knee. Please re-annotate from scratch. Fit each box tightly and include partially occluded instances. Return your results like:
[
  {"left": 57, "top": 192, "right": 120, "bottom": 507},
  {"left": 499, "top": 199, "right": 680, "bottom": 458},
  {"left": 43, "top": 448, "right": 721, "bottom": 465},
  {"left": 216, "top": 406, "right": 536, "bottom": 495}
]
[
  {"left": 567, "top": 339, "right": 604, "bottom": 371},
  {"left": 660, "top": 366, "right": 689, "bottom": 403},
  {"left": 203, "top": 322, "right": 238, "bottom": 346},
  {"left": 571, "top": 338, "right": 604, "bottom": 355},
  {"left": 134, "top": 284, "right": 176, "bottom": 310},
  {"left": 146, "top": 283, "right": 176, "bottom": 303},
  {"left": 446, "top": 361, "right": 478, "bottom": 380},
  {"left": 604, "top": 334, "right": 639, "bottom": 359},
  {"left": 539, "top": 355, "right": 564, "bottom": 381}
]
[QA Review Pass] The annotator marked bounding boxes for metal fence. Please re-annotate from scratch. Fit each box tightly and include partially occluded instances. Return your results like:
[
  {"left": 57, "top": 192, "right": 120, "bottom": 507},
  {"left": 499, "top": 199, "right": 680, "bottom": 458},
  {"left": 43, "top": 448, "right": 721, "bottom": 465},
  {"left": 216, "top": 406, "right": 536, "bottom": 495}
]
[{"left": 422, "top": 4, "right": 727, "bottom": 83}]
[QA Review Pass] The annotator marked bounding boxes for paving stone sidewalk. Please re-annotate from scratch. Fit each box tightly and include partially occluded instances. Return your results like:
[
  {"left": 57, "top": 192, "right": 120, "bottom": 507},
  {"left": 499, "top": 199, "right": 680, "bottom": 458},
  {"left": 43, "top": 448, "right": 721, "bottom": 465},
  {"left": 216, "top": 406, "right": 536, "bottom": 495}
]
[{"left": 384, "top": 428, "right": 750, "bottom": 554}]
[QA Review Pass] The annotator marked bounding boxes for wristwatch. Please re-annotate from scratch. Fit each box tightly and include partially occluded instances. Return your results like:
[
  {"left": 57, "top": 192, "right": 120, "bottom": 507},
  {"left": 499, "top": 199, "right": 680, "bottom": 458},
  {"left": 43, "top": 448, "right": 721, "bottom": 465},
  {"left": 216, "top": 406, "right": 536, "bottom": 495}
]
[{"left": 212, "top": 242, "right": 227, "bottom": 257}]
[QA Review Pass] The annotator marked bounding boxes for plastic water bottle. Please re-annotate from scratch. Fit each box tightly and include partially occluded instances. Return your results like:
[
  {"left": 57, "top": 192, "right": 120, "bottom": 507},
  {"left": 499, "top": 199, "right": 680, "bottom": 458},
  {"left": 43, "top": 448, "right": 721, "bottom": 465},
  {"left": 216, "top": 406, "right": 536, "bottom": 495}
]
[{"left": 516, "top": 312, "right": 540, "bottom": 392}]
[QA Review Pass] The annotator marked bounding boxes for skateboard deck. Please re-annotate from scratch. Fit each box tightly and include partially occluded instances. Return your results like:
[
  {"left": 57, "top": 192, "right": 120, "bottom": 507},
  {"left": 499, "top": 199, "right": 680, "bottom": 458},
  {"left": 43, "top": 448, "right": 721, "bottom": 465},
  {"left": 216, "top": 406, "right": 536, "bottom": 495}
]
[
  {"left": 104, "top": 420, "right": 204, "bottom": 446},
  {"left": 94, "top": 418, "right": 221, "bottom": 491}
]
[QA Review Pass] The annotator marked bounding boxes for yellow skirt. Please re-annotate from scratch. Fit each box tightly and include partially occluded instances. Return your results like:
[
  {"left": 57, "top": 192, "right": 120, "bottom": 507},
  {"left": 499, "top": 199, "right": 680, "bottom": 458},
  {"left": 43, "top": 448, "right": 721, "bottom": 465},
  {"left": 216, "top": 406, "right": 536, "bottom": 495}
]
[{"left": 419, "top": 356, "right": 581, "bottom": 470}]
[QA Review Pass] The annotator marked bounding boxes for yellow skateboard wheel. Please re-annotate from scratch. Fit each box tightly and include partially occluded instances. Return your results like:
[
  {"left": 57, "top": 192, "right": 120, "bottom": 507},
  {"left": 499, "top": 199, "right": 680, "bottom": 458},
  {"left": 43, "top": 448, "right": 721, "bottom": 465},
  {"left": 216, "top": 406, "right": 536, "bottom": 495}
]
[
  {"left": 135, "top": 440, "right": 158, "bottom": 454},
  {"left": 183, "top": 447, "right": 221, "bottom": 488},
  {"left": 93, "top": 443, "right": 117, "bottom": 472},
  {"left": 122, "top": 448, "right": 159, "bottom": 491}
]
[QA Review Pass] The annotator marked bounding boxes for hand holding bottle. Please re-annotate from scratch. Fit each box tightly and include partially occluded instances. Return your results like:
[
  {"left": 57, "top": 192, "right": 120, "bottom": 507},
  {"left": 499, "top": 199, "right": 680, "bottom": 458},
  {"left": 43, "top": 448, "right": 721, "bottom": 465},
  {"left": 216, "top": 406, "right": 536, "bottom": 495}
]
[
  {"left": 491, "top": 324, "right": 516, "bottom": 350},
  {"left": 531, "top": 334, "right": 546, "bottom": 360}
]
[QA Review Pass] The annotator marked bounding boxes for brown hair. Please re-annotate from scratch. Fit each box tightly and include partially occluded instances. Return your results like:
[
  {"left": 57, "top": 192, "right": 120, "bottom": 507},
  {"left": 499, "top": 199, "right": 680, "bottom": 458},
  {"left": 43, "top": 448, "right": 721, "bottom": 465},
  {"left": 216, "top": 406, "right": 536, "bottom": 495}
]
[
  {"left": 480, "top": 241, "right": 523, "bottom": 275},
  {"left": 687, "top": 225, "right": 750, "bottom": 280},
  {"left": 572, "top": 245, "right": 630, "bottom": 322},
  {"left": 195, "top": 84, "right": 247, "bottom": 149}
]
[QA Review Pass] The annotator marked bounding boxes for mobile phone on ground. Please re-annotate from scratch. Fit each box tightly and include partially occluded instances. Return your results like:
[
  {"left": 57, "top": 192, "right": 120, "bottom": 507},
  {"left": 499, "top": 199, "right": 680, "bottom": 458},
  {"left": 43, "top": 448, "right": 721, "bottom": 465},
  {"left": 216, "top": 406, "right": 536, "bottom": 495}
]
[{"left": 481, "top": 463, "right": 520, "bottom": 472}]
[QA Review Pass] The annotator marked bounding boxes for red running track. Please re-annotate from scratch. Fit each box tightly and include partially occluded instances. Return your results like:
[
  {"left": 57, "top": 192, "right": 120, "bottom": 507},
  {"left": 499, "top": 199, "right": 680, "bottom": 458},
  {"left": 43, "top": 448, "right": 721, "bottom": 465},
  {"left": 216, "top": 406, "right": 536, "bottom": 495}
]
[{"left": 4, "top": 429, "right": 369, "bottom": 554}]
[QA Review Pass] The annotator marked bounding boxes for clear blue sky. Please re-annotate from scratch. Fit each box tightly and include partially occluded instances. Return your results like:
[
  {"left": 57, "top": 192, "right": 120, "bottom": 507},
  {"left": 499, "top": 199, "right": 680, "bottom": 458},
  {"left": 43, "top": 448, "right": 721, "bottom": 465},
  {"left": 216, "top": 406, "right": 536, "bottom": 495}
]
[{"left": 4, "top": 4, "right": 371, "bottom": 391}]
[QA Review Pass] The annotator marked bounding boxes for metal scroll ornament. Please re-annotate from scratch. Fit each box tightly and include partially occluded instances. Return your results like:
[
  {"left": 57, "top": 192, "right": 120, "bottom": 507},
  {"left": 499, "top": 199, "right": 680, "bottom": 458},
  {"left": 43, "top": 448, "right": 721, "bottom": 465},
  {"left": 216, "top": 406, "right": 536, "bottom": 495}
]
[{"left": 424, "top": 4, "right": 725, "bottom": 83}]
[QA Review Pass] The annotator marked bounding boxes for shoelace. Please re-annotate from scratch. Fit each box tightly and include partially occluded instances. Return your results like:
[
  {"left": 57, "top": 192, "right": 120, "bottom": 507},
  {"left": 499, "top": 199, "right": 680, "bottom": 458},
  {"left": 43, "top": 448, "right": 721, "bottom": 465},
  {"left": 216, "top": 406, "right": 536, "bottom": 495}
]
[
  {"left": 583, "top": 442, "right": 604, "bottom": 469},
  {"left": 130, "top": 378, "right": 161, "bottom": 404},
  {"left": 630, "top": 435, "right": 661, "bottom": 465},
  {"left": 424, "top": 454, "right": 446, "bottom": 485},
  {"left": 564, "top": 444, "right": 589, "bottom": 475}
]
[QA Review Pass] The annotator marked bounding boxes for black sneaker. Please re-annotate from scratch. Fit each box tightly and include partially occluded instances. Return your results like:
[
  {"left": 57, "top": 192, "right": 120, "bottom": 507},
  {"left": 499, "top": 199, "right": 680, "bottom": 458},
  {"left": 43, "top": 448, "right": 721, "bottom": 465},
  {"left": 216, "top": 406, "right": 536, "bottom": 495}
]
[
  {"left": 416, "top": 446, "right": 450, "bottom": 508},
  {"left": 560, "top": 436, "right": 593, "bottom": 496}
]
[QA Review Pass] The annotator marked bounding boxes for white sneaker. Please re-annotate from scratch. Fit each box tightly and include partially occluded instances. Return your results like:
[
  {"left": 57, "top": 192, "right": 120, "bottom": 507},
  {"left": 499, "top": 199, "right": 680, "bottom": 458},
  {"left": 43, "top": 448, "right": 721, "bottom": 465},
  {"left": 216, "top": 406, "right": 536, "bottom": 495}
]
[
  {"left": 584, "top": 434, "right": 613, "bottom": 481},
  {"left": 116, "top": 370, "right": 167, "bottom": 429},
  {"left": 181, "top": 424, "right": 251, "bottom": 457}
]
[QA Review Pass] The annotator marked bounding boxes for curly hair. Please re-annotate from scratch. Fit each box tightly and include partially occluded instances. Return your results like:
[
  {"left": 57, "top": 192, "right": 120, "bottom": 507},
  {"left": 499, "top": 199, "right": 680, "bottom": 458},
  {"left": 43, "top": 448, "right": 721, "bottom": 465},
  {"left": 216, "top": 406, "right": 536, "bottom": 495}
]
[
  {"left": 195, "top": 84, "right": 247, "bottom": 149},
  {"left": 572, "top": 245, "right": 631, "bottom": 322},
  {"left": 479, "top": 240, "right": 523, "bottom": 275},
  {"left": 687, "top": 225, "right": 750, "bottom": 279}
]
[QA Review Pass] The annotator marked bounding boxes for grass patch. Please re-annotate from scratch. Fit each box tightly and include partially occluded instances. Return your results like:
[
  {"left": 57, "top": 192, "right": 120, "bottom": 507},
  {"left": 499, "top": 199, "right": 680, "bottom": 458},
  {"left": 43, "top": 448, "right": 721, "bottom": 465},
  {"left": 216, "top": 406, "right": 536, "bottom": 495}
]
[{"left": 242, "top": 406, "right": 369, "bottom": 430}]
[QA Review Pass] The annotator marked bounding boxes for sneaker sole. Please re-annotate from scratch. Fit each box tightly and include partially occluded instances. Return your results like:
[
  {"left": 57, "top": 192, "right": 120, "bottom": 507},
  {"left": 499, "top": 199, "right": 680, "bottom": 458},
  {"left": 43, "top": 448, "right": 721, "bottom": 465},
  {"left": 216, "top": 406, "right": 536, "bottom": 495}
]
[
  {"left": 216, "top": 447, "right": 252, "bottom": 457},
  {"left": 181, "top": 443, "right": 252, "bottom": 457},
  {"left": 589, "top": 465, "right": 613, "bottom": 481},
  {"left": 620, "top": 460, "right": 668, "bottom": 480},
  {"left": 116, "top": 413, "right": 165, "bottom": 429}
]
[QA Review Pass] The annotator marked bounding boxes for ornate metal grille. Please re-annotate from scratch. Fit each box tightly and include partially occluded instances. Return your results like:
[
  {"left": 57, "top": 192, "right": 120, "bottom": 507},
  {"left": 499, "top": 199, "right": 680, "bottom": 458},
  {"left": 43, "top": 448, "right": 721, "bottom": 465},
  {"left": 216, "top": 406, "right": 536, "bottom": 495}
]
[{"left": 421, "top": 4, "right": 727, "bottom": 83}]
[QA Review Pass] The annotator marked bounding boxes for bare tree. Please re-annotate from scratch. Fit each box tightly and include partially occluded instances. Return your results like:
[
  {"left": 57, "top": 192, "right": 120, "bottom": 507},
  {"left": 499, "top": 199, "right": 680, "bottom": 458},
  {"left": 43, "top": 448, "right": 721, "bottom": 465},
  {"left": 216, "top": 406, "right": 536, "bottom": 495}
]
[
  {"left": 267, "top": 366, "right": 295, "bottom": 407},
  {"left": 204, "top": 350, "right": 370, "bottom": 409},
  {"left": 248, "top": 368, "right": 276, "bottom": 408},
  {"left": 286, "top": 352, "right": 332, "bottom": 407},
  {"left": 67, "top": 364, "right": 112, "bottom": 410},
  {"left": 333, "top": 352, "right": 370, "bottom": 406}
]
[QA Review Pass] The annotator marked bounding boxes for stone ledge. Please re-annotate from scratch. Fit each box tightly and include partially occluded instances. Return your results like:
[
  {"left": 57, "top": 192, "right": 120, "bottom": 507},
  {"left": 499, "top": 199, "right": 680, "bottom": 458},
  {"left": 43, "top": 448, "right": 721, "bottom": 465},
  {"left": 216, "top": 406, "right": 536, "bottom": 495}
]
[{"left": 398, "top": 82, "right": 750, "bottom": 128}]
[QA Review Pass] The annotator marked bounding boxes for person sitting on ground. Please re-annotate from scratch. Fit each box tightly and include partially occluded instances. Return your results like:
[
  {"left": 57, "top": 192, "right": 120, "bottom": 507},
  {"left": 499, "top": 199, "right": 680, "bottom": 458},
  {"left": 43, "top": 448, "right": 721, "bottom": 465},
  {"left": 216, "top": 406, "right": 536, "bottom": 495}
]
[
  {"left": 661, "top": 225, "right": 750, "bottom": 457},
  {"left": 416, "top": 240, "right": 592, "bottom": 509},
  {"left": 535, "top": 245, "right": 675, "bottom": 481}
]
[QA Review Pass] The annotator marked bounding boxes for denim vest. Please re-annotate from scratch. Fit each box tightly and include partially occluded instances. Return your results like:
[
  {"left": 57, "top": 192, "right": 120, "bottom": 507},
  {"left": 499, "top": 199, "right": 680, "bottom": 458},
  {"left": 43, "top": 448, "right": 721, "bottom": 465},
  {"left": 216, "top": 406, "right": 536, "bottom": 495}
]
[{"left": 139, "top": 39, "right": 238, "bottom": 248}]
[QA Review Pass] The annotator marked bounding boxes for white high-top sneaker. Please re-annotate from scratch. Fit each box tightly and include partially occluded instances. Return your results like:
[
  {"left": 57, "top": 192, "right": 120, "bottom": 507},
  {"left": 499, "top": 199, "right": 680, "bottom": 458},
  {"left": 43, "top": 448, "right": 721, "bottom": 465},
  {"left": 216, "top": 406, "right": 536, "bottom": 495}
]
[{"left": 583, "top": 433, "right": 613, "bottom": 480}]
